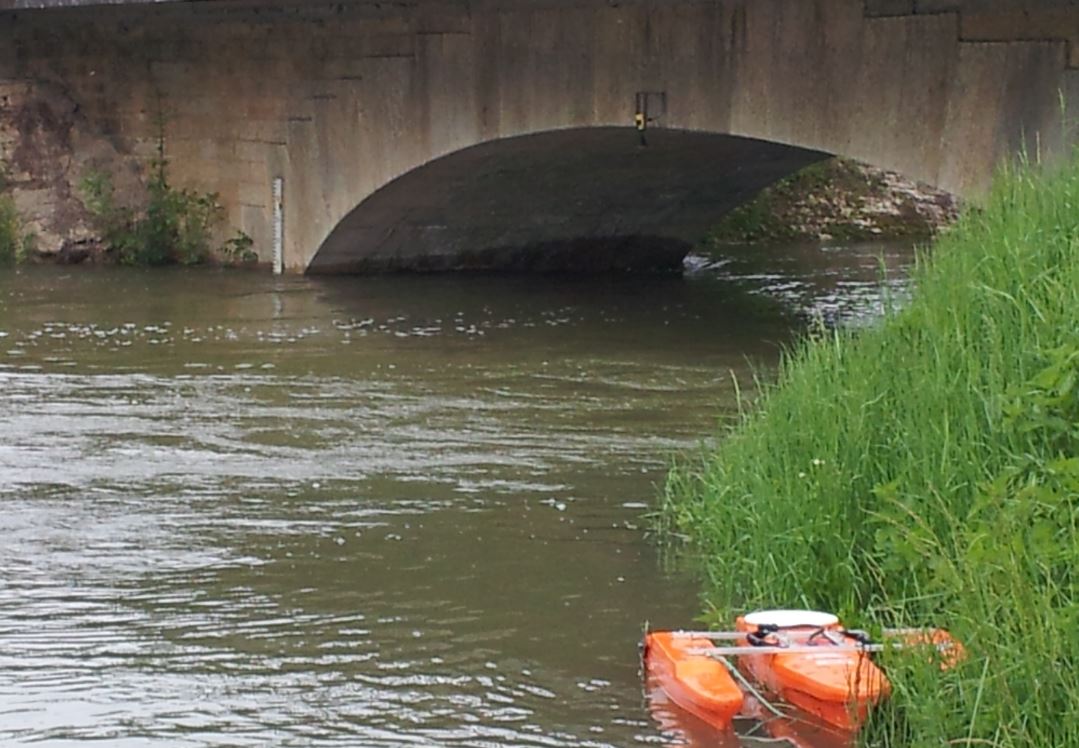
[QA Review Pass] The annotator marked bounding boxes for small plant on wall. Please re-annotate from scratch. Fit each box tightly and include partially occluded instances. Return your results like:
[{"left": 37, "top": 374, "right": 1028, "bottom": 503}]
[
  {"left": 80, "top": 107, "right": 255, "bottom": 268},
  {"left": 221, "top": 231, "right": 258, "bottom": 266},
  {"left": 0, "top": 195, "right": 27, "bottom": 265},
  {"left": 0, "top": 167, "right": 36, "bottom": 265},
  {"left": 81, "top": 157, "right": 223, "bottom": 267}
]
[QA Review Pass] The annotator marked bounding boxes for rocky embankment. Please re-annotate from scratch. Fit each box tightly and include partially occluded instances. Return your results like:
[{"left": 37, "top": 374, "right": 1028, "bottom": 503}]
[{"left": 707, "top": 159, "right": 959, "bottom": 247}]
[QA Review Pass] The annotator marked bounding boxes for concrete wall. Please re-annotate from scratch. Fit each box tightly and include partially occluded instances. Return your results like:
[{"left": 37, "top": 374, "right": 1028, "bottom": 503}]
[{"left": 0, "top": 0, "right": 1075, "bottom": 271}]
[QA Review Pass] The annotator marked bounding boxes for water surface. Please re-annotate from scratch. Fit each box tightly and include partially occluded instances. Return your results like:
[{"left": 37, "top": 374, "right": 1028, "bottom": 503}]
[{"left": 0, "top": 240, "right": 912, "bottom": 747}]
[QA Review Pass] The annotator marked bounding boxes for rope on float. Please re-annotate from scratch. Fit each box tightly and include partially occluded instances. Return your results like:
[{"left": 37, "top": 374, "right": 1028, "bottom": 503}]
[{"left": 716, "top": 657, "right": 786, "bottom": 719}]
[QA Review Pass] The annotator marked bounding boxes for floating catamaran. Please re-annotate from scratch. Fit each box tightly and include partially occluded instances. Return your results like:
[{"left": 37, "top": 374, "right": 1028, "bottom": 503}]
[{"left": 643, "top": 609, "right": 961, "bottom": 733}]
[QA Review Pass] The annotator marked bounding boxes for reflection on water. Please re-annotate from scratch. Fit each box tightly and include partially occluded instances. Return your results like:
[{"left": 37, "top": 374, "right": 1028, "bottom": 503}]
[
  {"left": 686, "top": 239, "right": 915, "bottom": 327},
  {"left": 646, "top": 686, "right": 855, "bottom": 748},
  {"left": 0, "top": 241, "right": 911, "bottom": 747}
]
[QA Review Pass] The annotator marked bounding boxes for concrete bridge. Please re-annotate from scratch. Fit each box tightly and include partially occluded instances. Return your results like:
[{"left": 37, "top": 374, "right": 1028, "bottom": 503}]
[{"left": 0, "top": 0, "right": 1076, "bottom": 273}]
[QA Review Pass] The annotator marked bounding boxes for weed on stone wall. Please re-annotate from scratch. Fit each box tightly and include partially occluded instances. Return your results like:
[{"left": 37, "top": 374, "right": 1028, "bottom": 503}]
[
  {"left": 79, "top": 106, "right": 260, "bottom": 269},
  {"left": 221, "top": 231, "right": 258, "bottom": 266},
  {"left": 0, "top": 171, "right": 34, "bottom": 265},
  {"left": 0, "top": 196, "right": 24, "bottom": 264},
  {"left": 81, "top": 154, "right": 224, "bottom": 267}
]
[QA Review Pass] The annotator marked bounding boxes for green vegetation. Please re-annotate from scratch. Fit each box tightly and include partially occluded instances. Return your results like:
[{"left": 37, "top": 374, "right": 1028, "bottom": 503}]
[
  {"left": 81, "top": 136, "right": 255, "bottom": 267},
  {"left": 660, "top": 152, "right": 1079, "bottom": 746},
  {"left": 0, "top": 171, "right": 34, "bottom": 265},
  {"left": 221, "top": 231, "right": 258, "bottom": 265},
  {"left": 0, "top": 194, "right": 26, "bottom": 264},
  {"left": 82, "top": 157, "right": 219, "bottom": 266}
]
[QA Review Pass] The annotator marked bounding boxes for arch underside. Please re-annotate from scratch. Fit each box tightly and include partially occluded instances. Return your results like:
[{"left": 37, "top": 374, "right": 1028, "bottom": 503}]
[{"left": 308, "top": 128, "right": 829, "bottom": 275}]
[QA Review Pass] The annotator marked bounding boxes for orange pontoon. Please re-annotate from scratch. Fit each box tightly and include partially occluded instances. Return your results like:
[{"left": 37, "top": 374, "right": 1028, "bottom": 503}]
[
  {"left": 643, "top": 630, "right": 744, "bottom": 729},
  {"left": 645, "top": 610, "right": 962, "bottom": 736},
  {"left": 734, "top": 610, "right": 889, "bottom": 731}
]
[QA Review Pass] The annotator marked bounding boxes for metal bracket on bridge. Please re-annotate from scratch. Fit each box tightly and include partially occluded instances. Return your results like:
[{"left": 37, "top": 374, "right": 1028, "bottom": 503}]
[{"left": 634, "top": 91, "right": 666, "bottom": 145}]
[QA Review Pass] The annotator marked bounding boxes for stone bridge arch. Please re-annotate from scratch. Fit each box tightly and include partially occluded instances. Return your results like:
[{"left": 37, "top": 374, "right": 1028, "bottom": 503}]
[
  {"left": 307, "top": 128, "right": 828, "bottom": 274},
  {"left": 3, "top": 0, "right": 1076, "bottom": 271},
  {"left": 273, "top": 0, "right": 1076, "bottom": 273}
]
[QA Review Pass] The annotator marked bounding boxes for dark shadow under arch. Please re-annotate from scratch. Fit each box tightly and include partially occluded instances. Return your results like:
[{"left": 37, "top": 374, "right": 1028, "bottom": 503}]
[{"left": 308, "top": 128, "right": 829, "bottom": 275}]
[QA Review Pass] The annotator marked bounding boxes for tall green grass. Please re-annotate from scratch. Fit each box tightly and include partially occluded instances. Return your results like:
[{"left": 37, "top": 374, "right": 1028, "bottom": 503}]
[
  {"left": 0, "top": 194, "right": 24, "bottom": 263},
  {"left": 0, "top": 172, "right": 31, "bottom": 264},
  {"left": 660, "top": 152, "right": 1079, "bottom": 746}
]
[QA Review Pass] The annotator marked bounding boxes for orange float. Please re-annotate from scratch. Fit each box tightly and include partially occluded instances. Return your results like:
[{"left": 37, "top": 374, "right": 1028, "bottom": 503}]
[
  {"left": 644, "top": 610, "right": 962, "bottom": 736},
  {"left": 642, "top": 630, "right": 744, "bottom": 729},
  {"left": 733, "top": 610, "right": 889, "bottom": 731}
]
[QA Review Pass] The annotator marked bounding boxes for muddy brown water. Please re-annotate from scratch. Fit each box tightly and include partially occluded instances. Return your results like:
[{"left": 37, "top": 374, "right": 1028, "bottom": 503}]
[{"left": 0, "top": 240, "right": 913, "bottom": 747}]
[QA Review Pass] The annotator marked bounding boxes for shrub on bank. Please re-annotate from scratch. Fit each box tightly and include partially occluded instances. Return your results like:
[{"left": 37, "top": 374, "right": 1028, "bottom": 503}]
[
  {"left": 81, "top": 139, "right": 255, "bottom": 268},
  {"left": 0, "top": 194, "right": 25, "bottom": 264},
  {"left": 81, "top": 157, "right": 223, "bottom": 267},
  {"left": 0, "top": 172, "right": 34, "bottom": 264},
  {"left": 661, "top": 152, "right": 1079, "bottom": 746}
]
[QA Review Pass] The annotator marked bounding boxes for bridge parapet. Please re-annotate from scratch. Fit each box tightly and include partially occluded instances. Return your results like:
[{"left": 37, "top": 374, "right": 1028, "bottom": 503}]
[
  {"left": 1, "top": 0, "right": 184, "bottom": 7},
  {"left": 866, "top": 0, "right": 1079, "bottom": 67}
]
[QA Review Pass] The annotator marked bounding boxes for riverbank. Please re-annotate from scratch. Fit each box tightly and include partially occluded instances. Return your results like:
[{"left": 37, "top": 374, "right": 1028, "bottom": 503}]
[
  {"left": 704, "top": 159, "right": 958, "bottom": 248},
  {"left": 660, "top": 153, "right": 1079, "bottom": 745}
]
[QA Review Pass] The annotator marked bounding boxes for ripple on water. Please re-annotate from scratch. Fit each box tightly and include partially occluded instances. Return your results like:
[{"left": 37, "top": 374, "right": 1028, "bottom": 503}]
[{"left": 0, "top": 257, "right": 912, "bottom": 746}]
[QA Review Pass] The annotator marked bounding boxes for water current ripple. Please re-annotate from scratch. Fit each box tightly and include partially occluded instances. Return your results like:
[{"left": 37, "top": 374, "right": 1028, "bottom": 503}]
[{"left": 0, "top": 249, "right": 912, "bottom": 746}]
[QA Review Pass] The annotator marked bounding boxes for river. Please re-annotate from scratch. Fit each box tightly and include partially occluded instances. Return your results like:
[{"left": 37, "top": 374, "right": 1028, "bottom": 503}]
[{"left": 0, "top": 240, "right": 913, "bottom": 747}]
